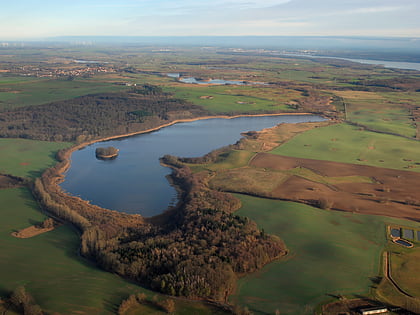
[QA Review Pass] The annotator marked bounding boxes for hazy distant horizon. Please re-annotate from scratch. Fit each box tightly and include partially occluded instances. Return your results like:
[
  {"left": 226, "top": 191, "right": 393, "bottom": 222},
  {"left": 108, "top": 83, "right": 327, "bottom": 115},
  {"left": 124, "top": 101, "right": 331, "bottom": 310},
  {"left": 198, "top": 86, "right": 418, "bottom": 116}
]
[
  {"left": 2, "top": 36, "right": 420, "bottom": 57},
  {"left": 1, "top": 1, "right": 419, "bottom": 39}
]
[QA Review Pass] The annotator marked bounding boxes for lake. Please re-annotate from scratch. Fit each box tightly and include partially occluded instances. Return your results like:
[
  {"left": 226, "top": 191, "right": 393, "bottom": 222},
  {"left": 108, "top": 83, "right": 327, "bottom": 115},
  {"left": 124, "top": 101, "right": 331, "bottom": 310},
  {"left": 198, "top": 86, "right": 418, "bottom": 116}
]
[
  {"left": 166, "top": 73, "right": 266, "bottom": 85},
  {"left": 281, "top": 54, "right": 420, "bottom": 71},
  {"left": 61, "top": 115, "right": 325, "bottom": 216}
]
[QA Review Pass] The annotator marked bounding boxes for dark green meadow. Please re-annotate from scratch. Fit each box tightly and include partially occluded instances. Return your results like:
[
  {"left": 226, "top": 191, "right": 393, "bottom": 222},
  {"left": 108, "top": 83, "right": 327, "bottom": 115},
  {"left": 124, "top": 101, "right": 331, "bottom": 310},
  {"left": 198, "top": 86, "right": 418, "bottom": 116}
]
[
  {"left": 231, "top": 195, "right": 418, "bottom": 315},
  {"left": 0, "top": 138, "right": 71, "bottom": 178}
]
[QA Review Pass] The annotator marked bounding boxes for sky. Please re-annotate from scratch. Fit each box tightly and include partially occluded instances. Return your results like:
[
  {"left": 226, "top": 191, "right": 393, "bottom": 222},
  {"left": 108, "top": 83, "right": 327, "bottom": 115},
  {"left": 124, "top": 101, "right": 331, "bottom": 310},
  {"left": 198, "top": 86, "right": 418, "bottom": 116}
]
[{"left": 1, "top": 0, "right": 419, "bottom": 39}]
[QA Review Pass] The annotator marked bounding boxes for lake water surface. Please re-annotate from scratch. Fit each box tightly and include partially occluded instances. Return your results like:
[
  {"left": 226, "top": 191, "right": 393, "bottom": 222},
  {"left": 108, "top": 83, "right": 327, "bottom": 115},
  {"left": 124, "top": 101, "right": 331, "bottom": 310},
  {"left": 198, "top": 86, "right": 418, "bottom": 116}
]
[
  {"left": 281, "top": 54, "right": 420, "bottom": 71},
  {"left": 61, "top": 115, "right": 325, "bottom": 216}
]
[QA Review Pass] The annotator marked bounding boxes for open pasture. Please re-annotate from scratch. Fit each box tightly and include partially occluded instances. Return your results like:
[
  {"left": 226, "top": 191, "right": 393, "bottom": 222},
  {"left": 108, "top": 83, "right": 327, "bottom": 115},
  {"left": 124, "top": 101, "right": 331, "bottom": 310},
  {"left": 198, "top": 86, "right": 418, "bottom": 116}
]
[
  {"left": 0, "top": 138, "right": 71, "bottom": 178},
  {"left": 334, "top": 90, "right": 417, "bottom": 137},
  {"left": 164, "top": 84, "right": 292, "bottom": 113},
  {"left": 231, "top": 195, "right": 418, "bottom": 315},
  {"left": 270, "top": 123, "right": 420, "bottom": 171}
]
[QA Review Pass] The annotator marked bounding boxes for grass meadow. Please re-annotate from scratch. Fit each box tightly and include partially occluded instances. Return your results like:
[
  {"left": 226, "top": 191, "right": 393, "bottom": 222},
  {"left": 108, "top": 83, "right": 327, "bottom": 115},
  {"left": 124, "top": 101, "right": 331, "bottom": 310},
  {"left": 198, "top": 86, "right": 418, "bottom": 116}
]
[
  {"left": 270, "top": 123, "right": 420, "bottom": 172},
  {"left": 0, "top": 138, "right": 71, "bottom": 178},
  {"left": 164, "top": 85, "right": 294, "bottom": 114},
  {"left": 231, "top": 194, "right": 418, "bottom": 315},
  {"left": 334, "top": 90, "right": 418, "bottom": 138}
]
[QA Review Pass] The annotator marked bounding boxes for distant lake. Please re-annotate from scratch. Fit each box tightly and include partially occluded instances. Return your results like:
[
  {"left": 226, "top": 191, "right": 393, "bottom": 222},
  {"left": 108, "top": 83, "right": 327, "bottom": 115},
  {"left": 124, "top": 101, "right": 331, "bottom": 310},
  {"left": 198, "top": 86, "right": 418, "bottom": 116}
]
[
  {"left": 61, "top": 115, "right": 325, "bottom": 216},
  {"left": 327, "top": 57, "right": 420, "bottom": 71},
  {"left": 74, "top": 59, "right": 109, "bottom": 64},
  {"left": 166, "top": 73, "right": 266, "bottom": 85},
  {"left": 282, "top": 54, "right": 420, "bottom": 71}
]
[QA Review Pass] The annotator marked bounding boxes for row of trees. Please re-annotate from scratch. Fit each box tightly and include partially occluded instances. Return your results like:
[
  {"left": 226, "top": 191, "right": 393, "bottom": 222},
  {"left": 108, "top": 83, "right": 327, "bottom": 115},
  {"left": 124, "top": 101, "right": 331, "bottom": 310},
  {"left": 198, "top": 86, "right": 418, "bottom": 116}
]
[{"left": 7, "top": 286, "right": 43, "bottom": 315}]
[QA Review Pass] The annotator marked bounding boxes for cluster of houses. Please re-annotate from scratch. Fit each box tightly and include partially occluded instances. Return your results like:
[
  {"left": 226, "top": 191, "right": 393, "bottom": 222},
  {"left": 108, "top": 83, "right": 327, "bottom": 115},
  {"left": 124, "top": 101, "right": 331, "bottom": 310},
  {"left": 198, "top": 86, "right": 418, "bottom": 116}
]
[{"left": 2, "top": 65, "right": 115, "bottom": 78}]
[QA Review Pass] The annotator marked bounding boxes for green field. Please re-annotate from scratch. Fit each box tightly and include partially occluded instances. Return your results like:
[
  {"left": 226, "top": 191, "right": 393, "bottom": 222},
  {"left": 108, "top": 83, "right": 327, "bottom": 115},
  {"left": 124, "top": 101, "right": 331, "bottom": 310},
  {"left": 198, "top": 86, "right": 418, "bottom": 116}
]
[
  {"left": 231, "top": 194, "right": 418, "bottom": 315},
  {"left": 0, "top": 77, "right": 128, "bottom": 109},
  {"left": 270, "top": 123, "right": 420, "bottom": 171},
  {"left": 165, "top": 85, "right": 292, "bottom": 113},
  {"left": 0, "top": 138, "right": 71, "bottom": 178},
  {"left": 124, "top": 299, "right": 228, "bottom": 315}
]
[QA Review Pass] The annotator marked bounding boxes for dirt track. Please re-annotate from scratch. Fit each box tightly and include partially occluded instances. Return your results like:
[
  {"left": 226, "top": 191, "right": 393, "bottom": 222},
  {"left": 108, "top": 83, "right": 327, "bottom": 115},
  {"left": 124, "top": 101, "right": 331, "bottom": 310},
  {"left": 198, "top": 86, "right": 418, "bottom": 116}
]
[{"left": 250, "top": 153, "right": 420, "bottom": 222}]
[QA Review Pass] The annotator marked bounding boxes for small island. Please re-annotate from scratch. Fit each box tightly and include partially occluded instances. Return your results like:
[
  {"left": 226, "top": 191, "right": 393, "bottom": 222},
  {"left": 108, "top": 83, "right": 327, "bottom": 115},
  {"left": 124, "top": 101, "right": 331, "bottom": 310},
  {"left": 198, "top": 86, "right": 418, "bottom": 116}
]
[{"left": 95, "top": 146, "right": 119, "bottom": 159}]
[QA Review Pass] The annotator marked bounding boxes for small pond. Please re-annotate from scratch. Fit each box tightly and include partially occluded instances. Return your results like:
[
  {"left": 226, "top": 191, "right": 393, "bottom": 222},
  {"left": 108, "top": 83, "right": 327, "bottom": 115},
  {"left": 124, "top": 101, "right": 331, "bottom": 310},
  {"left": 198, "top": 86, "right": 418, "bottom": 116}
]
[{"left": 394, "top": 239, "right": 413, "bottom": 248}]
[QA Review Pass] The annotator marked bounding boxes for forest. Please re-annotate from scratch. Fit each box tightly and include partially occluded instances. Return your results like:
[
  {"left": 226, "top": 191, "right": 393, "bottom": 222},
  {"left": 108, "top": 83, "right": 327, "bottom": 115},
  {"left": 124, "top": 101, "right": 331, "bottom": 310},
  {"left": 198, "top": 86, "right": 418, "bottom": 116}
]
[
  {"left": 31, "top": 152, "right": 286, "bottom": 301},
  {"left": 0, "top": 85, "right": 208, "bottom": 142}
]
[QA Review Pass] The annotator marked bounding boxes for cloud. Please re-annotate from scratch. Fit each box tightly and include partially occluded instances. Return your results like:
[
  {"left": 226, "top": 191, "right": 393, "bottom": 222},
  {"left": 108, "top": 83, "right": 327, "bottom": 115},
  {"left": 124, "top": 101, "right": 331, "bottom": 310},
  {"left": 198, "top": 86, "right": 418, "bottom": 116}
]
[{"left": 345, "top": 6, "right": 405, "bottom": 14}]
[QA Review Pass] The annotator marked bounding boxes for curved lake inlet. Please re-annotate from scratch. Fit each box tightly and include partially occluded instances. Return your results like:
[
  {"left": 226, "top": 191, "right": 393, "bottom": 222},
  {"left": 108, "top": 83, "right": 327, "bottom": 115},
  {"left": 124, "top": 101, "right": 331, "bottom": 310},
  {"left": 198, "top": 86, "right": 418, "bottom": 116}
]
[{"left": 61, "top": 115, "right": 325, "bottom": 216}]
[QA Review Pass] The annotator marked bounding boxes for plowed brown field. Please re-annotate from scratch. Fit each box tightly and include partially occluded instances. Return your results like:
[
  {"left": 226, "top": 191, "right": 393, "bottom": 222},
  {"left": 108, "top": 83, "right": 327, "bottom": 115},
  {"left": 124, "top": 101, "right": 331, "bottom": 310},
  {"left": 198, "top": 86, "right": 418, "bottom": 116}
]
[{"left": 249, "top": 153, "right": 420, "bottom": 221}]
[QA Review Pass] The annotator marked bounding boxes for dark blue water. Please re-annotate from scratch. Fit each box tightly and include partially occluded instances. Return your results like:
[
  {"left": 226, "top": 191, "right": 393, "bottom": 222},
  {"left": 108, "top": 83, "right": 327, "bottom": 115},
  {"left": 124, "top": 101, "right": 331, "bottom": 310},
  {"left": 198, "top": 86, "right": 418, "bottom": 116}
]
[
  {"left": 61, "top": 115, "right": 325, "bottom": 216},
  {"left": 395, "top": 239, "right": 412, "bottom": 247}
]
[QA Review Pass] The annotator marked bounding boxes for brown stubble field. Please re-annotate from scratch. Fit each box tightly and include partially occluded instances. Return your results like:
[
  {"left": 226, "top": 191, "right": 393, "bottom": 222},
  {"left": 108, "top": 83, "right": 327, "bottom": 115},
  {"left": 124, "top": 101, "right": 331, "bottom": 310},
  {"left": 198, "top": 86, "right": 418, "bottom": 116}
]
[{"left": 246, "top": 153, "right": 420, "bottom": 221}]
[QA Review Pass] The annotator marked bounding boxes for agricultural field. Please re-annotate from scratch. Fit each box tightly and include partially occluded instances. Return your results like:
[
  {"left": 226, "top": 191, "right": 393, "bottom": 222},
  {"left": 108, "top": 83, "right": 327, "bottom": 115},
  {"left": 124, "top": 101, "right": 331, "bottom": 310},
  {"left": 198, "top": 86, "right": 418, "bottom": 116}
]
[
  {"left": 334, "top": 90, "right": 419, "bottom": 137},
  {"left": 270, "top": 123, "right": 420, "bottom": 171},
  {"left": 231, "top": 195, "right": 419, "bottom": 315},
  {"left": 123, "top": 299, "right": 228, "bottom": 315},
  {"left": 0, "top": 138, "right": 71, "bottom": 178},
  {"left": 164, "top": 84, "right": 296, "bottom": 114},
  {"left": 388, "top": 248, "right": 420, "bottom": 297}
]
